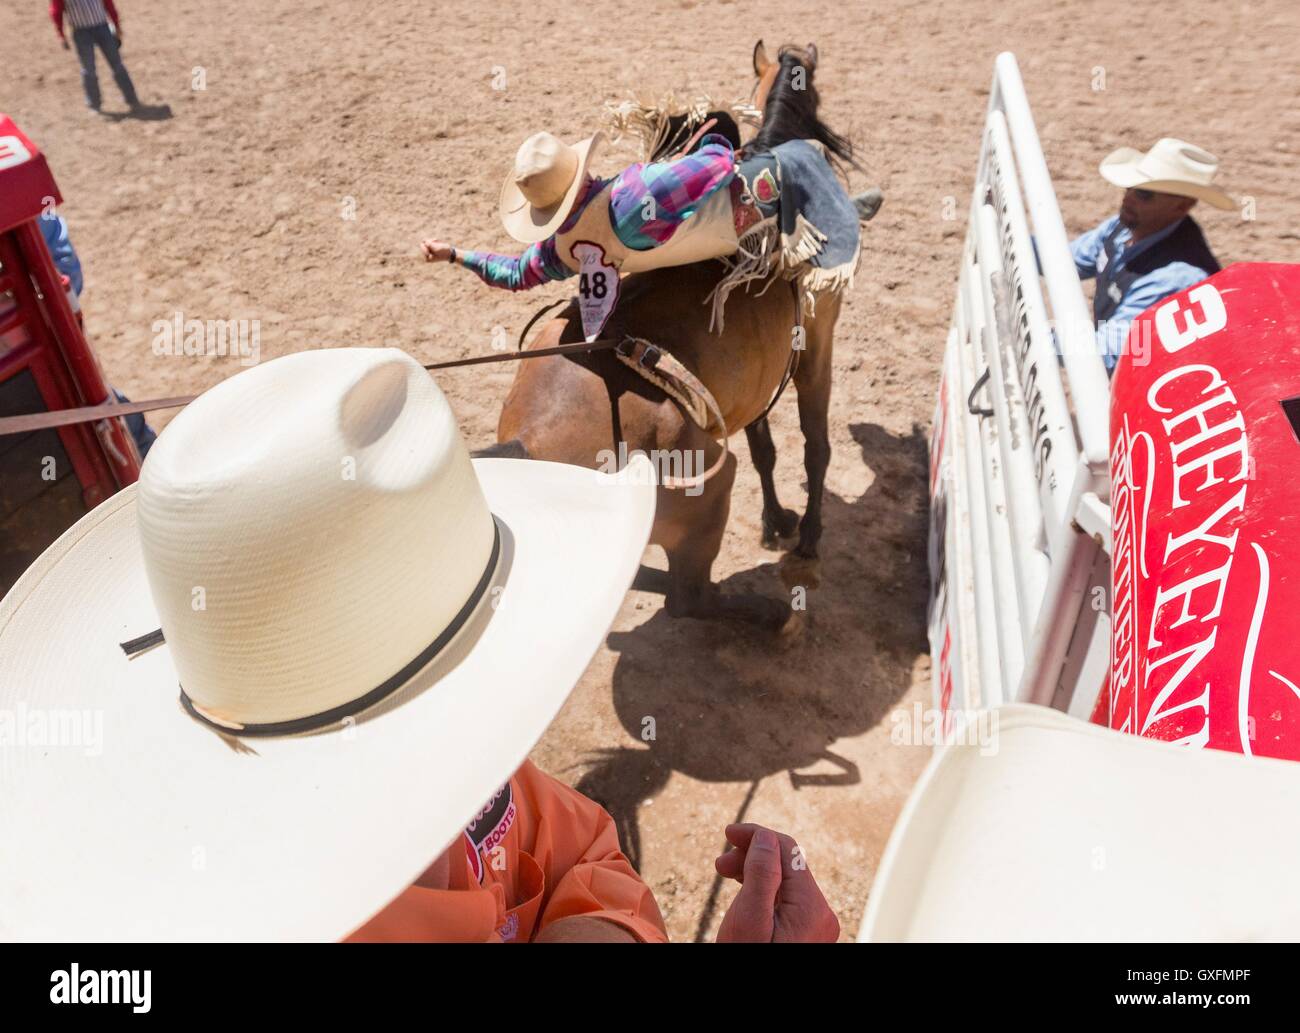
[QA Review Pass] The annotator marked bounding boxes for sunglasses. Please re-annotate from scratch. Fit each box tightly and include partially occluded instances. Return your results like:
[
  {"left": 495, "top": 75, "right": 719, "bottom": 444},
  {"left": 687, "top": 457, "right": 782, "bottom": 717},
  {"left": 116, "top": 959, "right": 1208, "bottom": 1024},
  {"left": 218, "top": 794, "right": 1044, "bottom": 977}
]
[{"left": 1131, "top": 188, "right": 1158, "bottom": 201}]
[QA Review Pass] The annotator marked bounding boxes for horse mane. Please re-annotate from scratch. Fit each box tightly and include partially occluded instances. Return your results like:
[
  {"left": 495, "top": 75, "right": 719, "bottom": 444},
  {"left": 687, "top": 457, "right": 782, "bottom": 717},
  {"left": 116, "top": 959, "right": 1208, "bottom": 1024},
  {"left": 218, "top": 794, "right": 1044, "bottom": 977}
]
[{"left": 746, "top": 46, "right": 861, "bottom": 173}]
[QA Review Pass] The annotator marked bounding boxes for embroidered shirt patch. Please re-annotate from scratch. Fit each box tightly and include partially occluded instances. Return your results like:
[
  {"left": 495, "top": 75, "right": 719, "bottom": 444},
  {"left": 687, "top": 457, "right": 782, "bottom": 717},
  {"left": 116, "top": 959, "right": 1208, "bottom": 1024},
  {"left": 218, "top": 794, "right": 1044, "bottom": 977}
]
[
  {"left": 751, "top": 167, "right": 780, "bottom": 204},
  {"left": 463, "top": 781, "right": 516, "bottom": 884}
]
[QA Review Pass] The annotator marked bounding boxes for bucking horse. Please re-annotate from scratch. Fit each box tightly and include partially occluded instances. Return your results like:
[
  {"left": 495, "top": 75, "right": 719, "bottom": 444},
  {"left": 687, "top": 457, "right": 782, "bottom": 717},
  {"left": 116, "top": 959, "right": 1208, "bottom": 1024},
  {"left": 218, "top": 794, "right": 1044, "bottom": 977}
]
[{"left": 494, "top": 42, "right": 862, "bottom": 634}]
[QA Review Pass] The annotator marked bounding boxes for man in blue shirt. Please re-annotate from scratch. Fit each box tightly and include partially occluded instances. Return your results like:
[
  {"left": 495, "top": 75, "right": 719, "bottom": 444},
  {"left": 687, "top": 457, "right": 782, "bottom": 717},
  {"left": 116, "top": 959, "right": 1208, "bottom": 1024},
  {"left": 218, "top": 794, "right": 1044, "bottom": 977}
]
[
  {"left": 38, "top": 212, "right": 84, "bottom": 297},
  {"left": 37, "top": 211, "right": 156, "bottom": 457},
  {"left": 1070, "top": 138, "right": 1235, "bottom": 372}
]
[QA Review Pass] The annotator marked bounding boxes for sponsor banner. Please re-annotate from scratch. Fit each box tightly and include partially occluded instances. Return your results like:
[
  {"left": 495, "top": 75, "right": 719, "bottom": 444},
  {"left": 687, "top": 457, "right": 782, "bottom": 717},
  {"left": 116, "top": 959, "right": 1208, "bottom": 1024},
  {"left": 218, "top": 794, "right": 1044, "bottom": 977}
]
[{"left": 1109, "top": 263, "right": 1300, "bottom": 759}]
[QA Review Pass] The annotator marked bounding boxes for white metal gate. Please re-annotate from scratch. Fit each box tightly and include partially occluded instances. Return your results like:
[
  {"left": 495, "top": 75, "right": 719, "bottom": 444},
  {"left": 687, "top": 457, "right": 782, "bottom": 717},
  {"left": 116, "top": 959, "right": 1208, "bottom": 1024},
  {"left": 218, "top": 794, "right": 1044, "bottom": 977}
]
[{"left": 928, "top": 53, "right": 1113, "bottom": 722}]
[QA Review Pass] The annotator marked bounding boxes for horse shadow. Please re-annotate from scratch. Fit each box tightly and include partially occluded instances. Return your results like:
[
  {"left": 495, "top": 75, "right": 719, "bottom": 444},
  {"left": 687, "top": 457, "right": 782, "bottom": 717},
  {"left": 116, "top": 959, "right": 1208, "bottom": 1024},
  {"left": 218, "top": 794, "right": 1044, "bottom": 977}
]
[{"left": 572, "top": 420, "right": 932, "bottom": 874}]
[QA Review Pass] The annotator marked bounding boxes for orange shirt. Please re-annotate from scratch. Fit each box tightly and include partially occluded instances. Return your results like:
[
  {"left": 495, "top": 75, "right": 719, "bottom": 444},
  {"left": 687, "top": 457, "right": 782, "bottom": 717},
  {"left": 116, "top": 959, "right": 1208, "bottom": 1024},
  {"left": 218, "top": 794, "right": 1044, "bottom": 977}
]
[{"left": 347, "top": 761, "right": 667, "bottom": 943}]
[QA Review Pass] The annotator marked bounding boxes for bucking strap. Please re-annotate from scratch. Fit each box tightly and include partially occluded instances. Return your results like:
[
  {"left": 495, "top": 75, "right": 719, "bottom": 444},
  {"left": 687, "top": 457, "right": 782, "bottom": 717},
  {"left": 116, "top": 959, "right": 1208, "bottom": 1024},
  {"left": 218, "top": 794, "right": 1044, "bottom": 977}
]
[{"left": 613, "top": 336, "right": 730, "bottom": 491}]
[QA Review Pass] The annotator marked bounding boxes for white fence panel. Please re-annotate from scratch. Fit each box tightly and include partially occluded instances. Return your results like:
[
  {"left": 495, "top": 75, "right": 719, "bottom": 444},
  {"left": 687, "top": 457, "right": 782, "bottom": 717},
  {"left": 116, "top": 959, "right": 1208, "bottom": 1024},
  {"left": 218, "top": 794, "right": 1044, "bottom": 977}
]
[{"left": 927, "top": 52, "right": 1114, "bottom": 724}]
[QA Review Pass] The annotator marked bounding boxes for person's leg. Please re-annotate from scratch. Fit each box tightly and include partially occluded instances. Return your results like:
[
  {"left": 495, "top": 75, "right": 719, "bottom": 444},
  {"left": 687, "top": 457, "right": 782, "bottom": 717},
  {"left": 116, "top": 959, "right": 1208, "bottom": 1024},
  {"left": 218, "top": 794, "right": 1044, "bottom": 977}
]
[
  {"left": 734, "top": 152, "right": 782, "bottom": 219},
  {"left": 93, "top": 23, "right": 141, "bottom": 108},
  {"left": 72, "top": 28, "right": 102, "bottom": 110},
  {"left": 852, "top": 188, "right": 884, "bottom": 222}
]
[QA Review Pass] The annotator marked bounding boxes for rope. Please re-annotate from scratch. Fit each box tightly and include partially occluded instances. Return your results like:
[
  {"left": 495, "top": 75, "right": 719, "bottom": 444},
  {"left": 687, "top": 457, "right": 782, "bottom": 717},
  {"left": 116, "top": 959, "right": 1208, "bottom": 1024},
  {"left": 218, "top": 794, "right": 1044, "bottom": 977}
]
[
  {"left": 0, "top": 338, "right": 623, "bottom": 438},
  {"left": 5, "top": 283, "right": 805, "bottom": 500}
]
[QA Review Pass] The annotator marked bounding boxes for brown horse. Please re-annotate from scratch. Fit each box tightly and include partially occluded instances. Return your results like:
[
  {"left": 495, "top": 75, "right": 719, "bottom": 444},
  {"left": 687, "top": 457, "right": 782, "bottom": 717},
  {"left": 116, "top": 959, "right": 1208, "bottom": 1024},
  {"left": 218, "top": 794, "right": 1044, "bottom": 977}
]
[{"left": 495, "top": 42, "right": 857, "bottom": 632}]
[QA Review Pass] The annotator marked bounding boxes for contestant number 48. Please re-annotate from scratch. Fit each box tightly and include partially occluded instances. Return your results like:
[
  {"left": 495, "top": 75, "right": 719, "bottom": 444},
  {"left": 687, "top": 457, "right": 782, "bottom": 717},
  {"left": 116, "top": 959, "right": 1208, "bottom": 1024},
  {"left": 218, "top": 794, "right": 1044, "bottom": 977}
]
[{"left": 578, "top": 271, "right": 611, "bottom": 300}]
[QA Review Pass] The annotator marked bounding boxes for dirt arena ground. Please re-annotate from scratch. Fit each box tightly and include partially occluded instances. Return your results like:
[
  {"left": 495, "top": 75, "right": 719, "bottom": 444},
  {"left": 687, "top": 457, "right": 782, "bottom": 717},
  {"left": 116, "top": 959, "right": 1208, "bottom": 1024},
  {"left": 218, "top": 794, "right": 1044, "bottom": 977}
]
[{"left": 4, "top": 0, "right": 1297, "bottom": 940}]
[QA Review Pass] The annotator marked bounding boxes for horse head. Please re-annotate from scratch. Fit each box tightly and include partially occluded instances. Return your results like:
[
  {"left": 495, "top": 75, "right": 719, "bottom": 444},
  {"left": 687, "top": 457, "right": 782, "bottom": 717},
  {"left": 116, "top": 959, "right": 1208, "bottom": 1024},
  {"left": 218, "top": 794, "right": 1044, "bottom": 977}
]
[
  {"left": 748, "top": 40, "right": 858, "bottom": 171},
  {"left": 751, "top": 40, "right": 818, "bottom": 112}
]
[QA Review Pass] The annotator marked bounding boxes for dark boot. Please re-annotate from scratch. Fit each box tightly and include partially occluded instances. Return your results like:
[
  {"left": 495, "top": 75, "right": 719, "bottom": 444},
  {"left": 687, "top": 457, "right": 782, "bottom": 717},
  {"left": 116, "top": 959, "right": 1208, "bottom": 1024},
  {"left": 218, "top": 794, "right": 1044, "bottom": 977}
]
[{"left": 852, "top": 188, "right": 884, "bottom": 222}]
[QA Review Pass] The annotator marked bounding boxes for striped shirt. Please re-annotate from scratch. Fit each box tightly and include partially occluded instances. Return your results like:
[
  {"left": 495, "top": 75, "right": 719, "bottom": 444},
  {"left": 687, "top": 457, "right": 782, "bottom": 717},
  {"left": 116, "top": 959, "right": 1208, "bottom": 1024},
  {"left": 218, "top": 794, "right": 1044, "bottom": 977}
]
[
  {"left": 461, "top": 134, "right": 736, "bottom": 291},
  {"left": 51, "top": 0, "right": 120, "bottom": 34}
]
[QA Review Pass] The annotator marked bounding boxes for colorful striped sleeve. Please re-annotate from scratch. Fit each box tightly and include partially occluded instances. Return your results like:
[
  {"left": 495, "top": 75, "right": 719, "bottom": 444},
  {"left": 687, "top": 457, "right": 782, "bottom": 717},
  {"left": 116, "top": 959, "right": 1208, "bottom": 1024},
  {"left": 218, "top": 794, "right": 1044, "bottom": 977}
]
[
  {"left": 608, "top": 134, "right": 736, "bottom": 251},
  {"left": 459, "top": 236, "right": 574, "bottom": 292}
]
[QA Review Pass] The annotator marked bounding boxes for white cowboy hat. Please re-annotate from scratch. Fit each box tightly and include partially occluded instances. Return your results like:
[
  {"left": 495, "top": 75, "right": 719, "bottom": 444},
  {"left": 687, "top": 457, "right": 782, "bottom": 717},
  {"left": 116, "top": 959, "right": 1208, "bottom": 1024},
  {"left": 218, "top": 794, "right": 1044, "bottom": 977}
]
[
  {"left": 0, "top": 347, "right": 655, "bottom": 941},
  {"left": 499, "top": 130, "right": 603, "bottom": 243},
  {"left": 1099, "top": 137, "right": 1236, "bottom": 210}
]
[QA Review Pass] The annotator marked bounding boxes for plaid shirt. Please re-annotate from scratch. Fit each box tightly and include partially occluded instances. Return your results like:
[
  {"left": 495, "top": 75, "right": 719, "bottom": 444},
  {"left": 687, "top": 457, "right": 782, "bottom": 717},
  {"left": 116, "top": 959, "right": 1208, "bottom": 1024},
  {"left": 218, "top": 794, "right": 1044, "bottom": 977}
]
[{"left": 462, "top": 135, "right": 736, "bottom": 291}]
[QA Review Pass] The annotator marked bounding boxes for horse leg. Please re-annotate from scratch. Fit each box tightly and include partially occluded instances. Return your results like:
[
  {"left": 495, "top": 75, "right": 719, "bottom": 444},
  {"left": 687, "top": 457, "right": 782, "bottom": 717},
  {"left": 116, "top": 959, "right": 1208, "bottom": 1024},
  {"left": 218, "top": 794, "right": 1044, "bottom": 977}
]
[
  {"left": 787, "top": 321, "right": 834, "bottom": 584},
  {"left": 744, "top": 417, "right": 799, "bottom": 547},
  {"left": 655, "top": 438, "right": 793, "bottom": 633}
]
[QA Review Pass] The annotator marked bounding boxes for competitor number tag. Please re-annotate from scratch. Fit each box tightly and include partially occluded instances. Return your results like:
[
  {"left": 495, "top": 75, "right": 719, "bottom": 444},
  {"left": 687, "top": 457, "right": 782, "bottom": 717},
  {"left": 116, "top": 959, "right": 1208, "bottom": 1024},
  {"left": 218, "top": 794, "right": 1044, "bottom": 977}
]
[{"left": 571, "top": 241, "right": 620, "bottom": 342}]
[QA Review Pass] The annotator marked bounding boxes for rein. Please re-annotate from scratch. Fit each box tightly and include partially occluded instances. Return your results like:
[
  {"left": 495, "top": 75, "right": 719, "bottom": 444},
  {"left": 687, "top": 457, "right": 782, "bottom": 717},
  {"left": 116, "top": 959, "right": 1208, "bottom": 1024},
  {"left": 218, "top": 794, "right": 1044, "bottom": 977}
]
[
  {"left": 517, "top": 299, "right": 569, "bottom": 350},
  {"left": 746, "top": 280, "right": 803, "bottom": 430},
  {"left": 0, "top": 337, "right": 623, "bottom": 438},
  {"left": 7, "top": 267, "right": 808, "bottom": 498}
]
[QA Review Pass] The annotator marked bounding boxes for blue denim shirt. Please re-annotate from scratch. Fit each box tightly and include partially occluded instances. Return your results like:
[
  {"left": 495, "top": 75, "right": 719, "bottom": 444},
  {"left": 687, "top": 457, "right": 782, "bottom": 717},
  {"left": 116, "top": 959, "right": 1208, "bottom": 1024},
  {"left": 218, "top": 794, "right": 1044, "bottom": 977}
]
[
  {"left": 1071, "top": 215, "right": 1210, "bottom": 372},
  {"left": 38, "top": 213, "right": 84, "bottom": 297}
]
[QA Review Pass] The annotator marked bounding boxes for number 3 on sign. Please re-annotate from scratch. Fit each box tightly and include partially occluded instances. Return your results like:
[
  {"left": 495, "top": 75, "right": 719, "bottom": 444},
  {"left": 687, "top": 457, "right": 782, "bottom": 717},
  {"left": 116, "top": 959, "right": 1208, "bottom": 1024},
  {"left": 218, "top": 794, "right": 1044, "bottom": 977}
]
[
  {"left": 571, "top": 241, "right": 620, "bottom": 342},
  {"left": 1155, "top": 283, "right": 1227, "bottom": 353}
]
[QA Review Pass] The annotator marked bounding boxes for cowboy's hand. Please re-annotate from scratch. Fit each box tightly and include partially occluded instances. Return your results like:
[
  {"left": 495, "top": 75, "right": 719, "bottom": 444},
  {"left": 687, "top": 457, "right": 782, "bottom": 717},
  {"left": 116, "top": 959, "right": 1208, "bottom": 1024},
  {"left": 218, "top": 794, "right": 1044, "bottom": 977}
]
[
  {"left": 714, "top": 823, "right": 840, "bottom": 943},
  {"left": 421, "top": 239, "right": 454, "bottom": 263}
]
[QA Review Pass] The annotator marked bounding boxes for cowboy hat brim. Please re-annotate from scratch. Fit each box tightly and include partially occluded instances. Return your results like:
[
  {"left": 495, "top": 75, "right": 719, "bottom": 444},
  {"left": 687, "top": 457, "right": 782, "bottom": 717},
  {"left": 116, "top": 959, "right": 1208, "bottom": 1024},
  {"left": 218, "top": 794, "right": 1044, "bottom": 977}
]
[
  {"left": 1099, "top": 147, "right": 1237, "bottom": 210},
  {"left": 498, "top": 132, "right": 603, "bottom": 244},
  {"left": 0, "top": 456, "right": 655, "bottom": 941}
]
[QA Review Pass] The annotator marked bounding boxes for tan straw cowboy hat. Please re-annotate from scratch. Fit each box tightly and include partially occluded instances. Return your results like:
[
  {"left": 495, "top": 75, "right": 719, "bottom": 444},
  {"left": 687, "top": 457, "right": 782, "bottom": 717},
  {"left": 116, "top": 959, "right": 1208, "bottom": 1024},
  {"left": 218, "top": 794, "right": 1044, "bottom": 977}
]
[
  {"left": 1099, "top": 138, "right": 1236, "bottom": 210},
  {"left": 0, "top": 347, "right": 654, "bottom": 941},
  {"left": 499, "top": 130, "right": 604, "bottom": 243}
]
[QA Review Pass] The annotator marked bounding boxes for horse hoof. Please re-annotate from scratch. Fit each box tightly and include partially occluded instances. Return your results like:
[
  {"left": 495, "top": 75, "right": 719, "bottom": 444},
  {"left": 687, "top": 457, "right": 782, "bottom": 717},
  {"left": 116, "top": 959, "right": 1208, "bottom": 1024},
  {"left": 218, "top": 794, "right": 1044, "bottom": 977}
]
[
  {"left": 762, "top": 508, "right": 801, "bottom": 548},
  {"left": 779, "top": 551, "right": 821, "bottom": 591}
]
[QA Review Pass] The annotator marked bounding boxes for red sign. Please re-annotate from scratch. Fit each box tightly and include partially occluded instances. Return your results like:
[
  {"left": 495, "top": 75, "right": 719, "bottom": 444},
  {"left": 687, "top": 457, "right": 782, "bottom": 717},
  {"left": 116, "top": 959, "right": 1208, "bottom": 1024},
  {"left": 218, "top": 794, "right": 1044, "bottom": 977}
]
[
  {"left": 1108, "top": 263, "right": 1300, "bottom": 760},
  {"left": 0, "top": 115, "right": 61, "bottom": 234}
]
